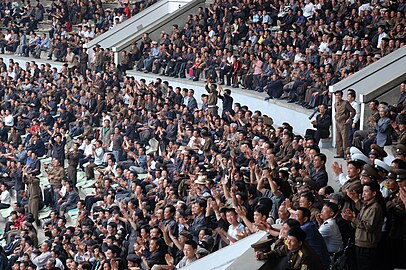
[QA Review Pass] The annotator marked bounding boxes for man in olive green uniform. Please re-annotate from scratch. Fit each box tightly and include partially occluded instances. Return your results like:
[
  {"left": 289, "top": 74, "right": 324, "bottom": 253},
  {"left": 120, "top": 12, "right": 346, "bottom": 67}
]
[
  {"left": 394, "top": 114, "right": 406, "bottom": 145},
  {"left": 24, "top": 174, "right": 42, "bottom": 226},
  {"left": 205, "top": 80, "right": 218, "bottom": 116},
  {"left": 385, "top": 169, "right": 406, "bottom": 269},
  {"left": 46, "top": 159, "right": 65, "bottom": 208},
  {"left": 66, "top": 143, "right": 80, "bottom": 188},
  {"left": 334, "top": 90, "right": 356, "bottom": 158}
]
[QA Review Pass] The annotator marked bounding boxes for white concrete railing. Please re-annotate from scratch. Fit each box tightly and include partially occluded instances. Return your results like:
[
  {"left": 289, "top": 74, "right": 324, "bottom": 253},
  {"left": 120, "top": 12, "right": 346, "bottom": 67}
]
[
  {"left": 329, "top": 46, "right": 406, "bottom": 147},
  {"left": 85, "top": 0, "right": 195, "bottom": 62}
]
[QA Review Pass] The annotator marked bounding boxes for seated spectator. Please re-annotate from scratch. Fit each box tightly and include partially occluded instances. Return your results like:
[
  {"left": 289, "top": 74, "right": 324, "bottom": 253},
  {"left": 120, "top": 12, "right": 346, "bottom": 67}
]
[
  {"left": 56, "top": 181, "right": 80, "bottom": 216},
  {"left": 316, "top": 202, "right": 343, "bottom": 254}
]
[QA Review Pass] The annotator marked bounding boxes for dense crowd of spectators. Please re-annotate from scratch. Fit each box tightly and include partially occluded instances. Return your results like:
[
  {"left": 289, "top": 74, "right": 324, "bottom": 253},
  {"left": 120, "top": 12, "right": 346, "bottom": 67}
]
[
  {"left": 114, "top": 0, "right": 405, "bottom": 111},
  {"left": 0, "top": 0, "right": 404, "bottom": 270},
  {"left": 0, "top": 0, "right": 157, "bottom": 58},
  {"left": 0, "top": 56, "right": 403, "bottom": 270}
]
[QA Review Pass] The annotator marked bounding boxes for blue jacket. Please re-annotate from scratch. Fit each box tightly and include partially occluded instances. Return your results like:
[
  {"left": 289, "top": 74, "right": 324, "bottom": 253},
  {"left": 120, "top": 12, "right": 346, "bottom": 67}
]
[{"left": 301, "top": 221, "right": 331, "bottom": 268}]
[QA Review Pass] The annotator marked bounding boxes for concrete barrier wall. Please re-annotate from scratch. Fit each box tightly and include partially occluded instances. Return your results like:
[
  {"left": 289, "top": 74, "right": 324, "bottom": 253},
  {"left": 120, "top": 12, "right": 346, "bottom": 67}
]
[
  {"left": 111, "top": 0, "right": 206, "bottom": 63},
  {"left": 85, "top": 0, "right": 193, "bottom": 51}
]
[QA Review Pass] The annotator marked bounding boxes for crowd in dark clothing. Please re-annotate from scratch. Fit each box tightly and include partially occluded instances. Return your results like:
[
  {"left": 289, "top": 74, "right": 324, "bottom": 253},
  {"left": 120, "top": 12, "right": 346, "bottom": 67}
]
[
  {"left": 0, "top": 0, "right": 157, "bottom": 59},
  {"left": 0, "top": 56, "right": 403, "bottom": 270},
  {"left": 117, "top": 0, "right": 405, "bottom": 112},
  {"left": 0, "top": 0, "right": 404, "bottom": 270}
]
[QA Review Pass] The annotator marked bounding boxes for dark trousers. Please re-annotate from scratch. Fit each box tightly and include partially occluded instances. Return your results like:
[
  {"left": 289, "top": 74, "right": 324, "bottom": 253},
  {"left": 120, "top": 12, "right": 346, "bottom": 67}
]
[
  {"left": 0, "top": 203, "right": 10, "bottom": 209},
  {"left": 348, "top": 120, "right": 359, "bottom": 146},
  {"left": 50, "top": 185, "right": 61, "bottom": 209},
  {"left": 355, "top": 246, "right": 378, "bottom": 270},
  {"left": 84, "top": 195, "right": 103, "bottom": 211}
]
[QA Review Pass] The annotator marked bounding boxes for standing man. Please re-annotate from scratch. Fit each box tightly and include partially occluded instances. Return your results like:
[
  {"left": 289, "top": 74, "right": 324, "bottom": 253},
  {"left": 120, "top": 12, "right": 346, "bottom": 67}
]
[
  {"left": 205, "top": 79, "right": 218, "bottom": 116},
  {"left": 347, "top": 89, "right": 360, "bottom": 146},
  {"left": 46, "top": 159, "right": 65, "bottom": 208},
  {"left": 334, "top": 90, "right": 356, "bottom": 158},
  {"left": 23, "top": 173, "right": 41, "bottom": 226},
  {"left": 50, "top": 133, "right": 66, "bottom": 167},
  {"left": 66, "top": 143, "right": 80, "bottom": 188},
  {"left": 218, "top": 86, "right": 234, "bottom": 119}
]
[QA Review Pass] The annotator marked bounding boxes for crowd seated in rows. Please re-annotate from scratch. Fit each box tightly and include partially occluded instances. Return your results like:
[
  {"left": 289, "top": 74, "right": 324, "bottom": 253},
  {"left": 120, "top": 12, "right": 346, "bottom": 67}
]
[{"left": 0, "top": 55, "right": 403, "bottom": 270}]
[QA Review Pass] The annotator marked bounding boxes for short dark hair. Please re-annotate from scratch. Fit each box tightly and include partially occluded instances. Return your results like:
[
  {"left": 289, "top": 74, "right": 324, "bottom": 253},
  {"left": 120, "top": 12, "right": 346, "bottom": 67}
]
[
  {"left": 284, "top": 218, "right": 301, "bottom": 229},
  {"left": 347, "top": 89, "right": 356, "bottom": 98},
  {"left": 297, "top": 207, "right": 311, "bottom": 220},
  {"left": 300, "top": 192, "right": 315, "bottom": 204},
  {"left": 254, "top": 204, "right": 269, "bottom": 217},
  {"left": 324, "top": 202, "right": 339, "bottom": 215},
  {"left": 288, "top": 227, "right": 306, "bottom": 242},
  {"left": 185, "top": 239, "right": 198, "bottom": 250},
  {"left": 315, "top": 153, "right": 327, "bottom": 163}
]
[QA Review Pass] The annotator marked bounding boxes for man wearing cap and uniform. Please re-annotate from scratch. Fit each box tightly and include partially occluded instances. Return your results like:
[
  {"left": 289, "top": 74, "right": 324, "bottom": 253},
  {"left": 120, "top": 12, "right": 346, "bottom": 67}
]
[
  {"left": 394, "top": 144, "right": 406, "bottom": 161},
  {"left": 287, "top": 227, "right": 324, "bottom": 270},
  {"left": 369, "top": 143, "right": 387, "bottom": 164},
  {"left": 360, "top": 164, "right": 380, "bottom": 184},
  {"left": 384, "top": 169, "right": 406, "bottom": 269},
  {"left": 374, "top": 159, "right": 390, "bottom": 198},
  {"left": 393, "top": 114, "right": 406, "bottom": 144},
  {"left": 205, "top": 80, "right": 219, "bottom": 116},
  {"left": 334, "top": 90, "right": 356, "bottom": 158}
]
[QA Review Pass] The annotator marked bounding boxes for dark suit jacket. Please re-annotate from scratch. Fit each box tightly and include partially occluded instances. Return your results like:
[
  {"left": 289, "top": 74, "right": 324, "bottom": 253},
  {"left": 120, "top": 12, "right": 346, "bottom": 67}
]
[
  {"left": 314, "top": 113, "right": 332, "bottom": 139},
  {"left": 61, "top": 190, "right": 80, "bottom": 208},
  {"left": 187, "top": 97, "right": 198, "bottom": 112}
]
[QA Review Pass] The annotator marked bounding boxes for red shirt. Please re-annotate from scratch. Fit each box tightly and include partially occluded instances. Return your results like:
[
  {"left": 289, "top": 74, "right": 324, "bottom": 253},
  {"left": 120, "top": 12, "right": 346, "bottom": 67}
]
[{"left": 14, "top": 215, "right": 26, "bottom": 229}]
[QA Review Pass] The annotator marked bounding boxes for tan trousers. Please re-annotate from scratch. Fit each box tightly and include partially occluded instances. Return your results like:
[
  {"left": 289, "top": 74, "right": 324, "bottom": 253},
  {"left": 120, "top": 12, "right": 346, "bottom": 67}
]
[{"left": 336, "top": 121, "right": 349, "bottom": 157}]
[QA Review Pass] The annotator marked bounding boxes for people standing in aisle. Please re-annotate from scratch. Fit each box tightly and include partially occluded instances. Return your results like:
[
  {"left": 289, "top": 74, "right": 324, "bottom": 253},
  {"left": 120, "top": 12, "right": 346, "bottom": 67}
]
[{"left": 334, "top": 90, "right": 356, "bottom": 158}]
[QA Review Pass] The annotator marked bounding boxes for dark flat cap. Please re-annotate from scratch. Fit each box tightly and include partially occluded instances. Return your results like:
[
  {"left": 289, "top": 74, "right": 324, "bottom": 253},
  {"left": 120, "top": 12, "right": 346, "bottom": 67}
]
[
  {"left": 361, "top": 164, "right": 379, "bottom": 180},
  {"left": 370, "top": 144, "right": 387, "bottom": 158},
  {"left": 395, "top": 144, "right": 406, "bottom": 156},
  {"left": 396, "top": 114, "right": 406, "bottom": 125},
  {"left": 251, "top": 238, "right": 275, "bottom": 252},
  {"left": 391, "top": 168, "right": 406, "bottom": 182}
]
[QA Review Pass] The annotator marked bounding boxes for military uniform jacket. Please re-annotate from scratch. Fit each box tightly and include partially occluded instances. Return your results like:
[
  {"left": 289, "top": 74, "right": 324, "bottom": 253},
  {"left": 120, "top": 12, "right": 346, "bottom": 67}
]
[
  {"left": 287, "top": 245, "right": 324, "bottom": 270},
  {"left": 24, "top": 176, "right": 41, "bottom": 199},
  {"left": 386, "top": 191, "right": 406, "bottom": 240},
  {"left": 48, "top": 166, "right": 65, "bottom": 187}
]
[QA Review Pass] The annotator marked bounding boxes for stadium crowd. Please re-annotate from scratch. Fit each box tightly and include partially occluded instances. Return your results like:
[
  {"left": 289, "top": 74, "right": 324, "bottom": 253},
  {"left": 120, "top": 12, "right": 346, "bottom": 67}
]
[
  {"left": 0, "top": 0, "right": 404, "bottom": 270},
  {"left": 121, "top": 0, "right": 405, "bottom": 112},
  {"left": 0, "top": 0, "right": 157, "bottom": 58}
]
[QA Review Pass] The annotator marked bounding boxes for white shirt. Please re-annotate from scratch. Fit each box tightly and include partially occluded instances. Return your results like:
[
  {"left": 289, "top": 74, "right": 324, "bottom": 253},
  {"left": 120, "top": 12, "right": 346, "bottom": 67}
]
[
  {"left": 94, "top": 147, "right": 104, "bottom": 165},
  {"left": 302, "top": 2, "right": 314, "bottom": 18},
  {"left": 334, "top": 173, "right": 349, "bottom": 188},
  {"left": 227, "top": 223, "right": 245, "bottom": 242},
  {"left": 380, "top": 180, "right": 390, "bottom": 199},
  {"left": 80, "top": 143, "right": 93, "bottom": 157},
  {"left": 0, "top": 190, "right": 11, "bottom": 205},
  {"left": 350, "top": 100, "right": 360, "bottom": 124},
  {"left": 3, "top": 114, "right": 14, "bottom": 127},
  {"left": 377, "top": 32, "right": 388, "bottom": 48},
  {"left": 31, "top": 251, "right": 51, "bottom": 269},
  {"left": 319, "top": 218, "right": 343, "bottom": 253},
  {"left": 4, "top": 33, "right": 12, "bottom": 42}
]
